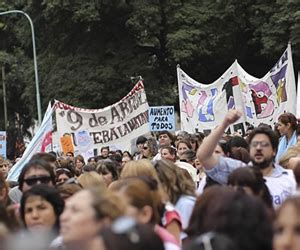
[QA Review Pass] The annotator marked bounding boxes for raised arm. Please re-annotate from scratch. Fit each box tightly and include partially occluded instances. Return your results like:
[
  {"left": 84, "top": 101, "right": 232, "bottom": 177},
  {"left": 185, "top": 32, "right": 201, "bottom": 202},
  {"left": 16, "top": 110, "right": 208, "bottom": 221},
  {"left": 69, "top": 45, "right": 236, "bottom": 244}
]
[{"left": 197, "top": 109, "right": 242, "bottom": 170}]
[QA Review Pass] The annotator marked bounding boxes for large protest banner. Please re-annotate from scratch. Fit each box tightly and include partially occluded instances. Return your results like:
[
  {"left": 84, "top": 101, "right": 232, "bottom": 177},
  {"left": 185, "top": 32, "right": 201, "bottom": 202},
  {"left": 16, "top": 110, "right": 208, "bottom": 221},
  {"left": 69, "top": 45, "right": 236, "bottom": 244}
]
[
  {"left": 178, "top": 45, "right": 296, "bottom": 134},
  {"left": 55, "top": 80, "right": 149, "bottom": 154},
  {"left": 7, "top": 102, "right": 53, "bottom": 181}
]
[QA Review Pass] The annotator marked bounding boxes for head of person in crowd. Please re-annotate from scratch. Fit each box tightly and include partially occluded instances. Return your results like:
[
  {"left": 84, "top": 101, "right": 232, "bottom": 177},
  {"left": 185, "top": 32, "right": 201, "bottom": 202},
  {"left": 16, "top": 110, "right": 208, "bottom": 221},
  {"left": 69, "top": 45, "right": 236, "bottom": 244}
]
[
  {"left": 227, "top": 136, "right": 249, "bottom": 154},
  {"left": 180, "top": 149, "right": 196, "bottom": 166},
  {"left": 273, "top": 196, "right": 300, "bottom": 250},
  {"left": 177, "top": 139, "right": 192, "bottom": 157},
  {"left": 136, "top": 136, "right": 147, "bottom": 154},
  {"left": 228, "top": 166, "right": 273, "bottom": 209},
  {"left": 31, "top": 153, "right": 57, "bottom": 169},
  {"left": 65, "top": 151, "right": 74, "bottom": 162},
  {"left": 87, "top": 157, "right": 96, "bottom": 163},
  {"left": 158, "top": 131, "right": 174, "bottom": 147},
  {"left": 120, "top": 159, "right": 160, "bottom": 183},
  {"left": 230, "top": 147, "right": 251, "bottom": 163},
  {"left": 0, "top": 173, "right": 9, "bottom": 205},
  {"left": 18, "top": 159, "right": 56, "bottom": 193},
  {"left": 215, "top": 138, "right": 229, "bottom": 156},
  {"left": 122, "top": 151, "right": 132, "bottom": 159},
  {"left": 83, "top": 162, "right": 97, "bottom": 172},
  {"left": 0, "top": 160, "right": 9, "bottom": 179},
  {"left": 186, "top": 186, "right": 272, "bottom": 250},
  {"left": 77, "top": 172, "right": 106, "bottom": 191},
  {"left": 277, "top": 112, "right": 298, "bottom": 139},
  {"left": 55, "top": 167, "right": 75, "bottom": 186},
  {"left": 121, "top": 155, "right": 132, "bottom": 168},
  {"left": 99, "top": 217, "right": 164, "bottom": 250},
  {"left": 60, "top": 188, "right": 125, "bottom": 248},
  {"left": 96, "top": 160, "right": 119, "bottom": 186},
  {"left": 185, "top": 232, "right": 238, "bottom": 250},
  {"left": 110, "top": 177, "right": 161, "bottom": 226},
  {"left": 57, "top": 157, "right": 75, "bottom": 170},
  {"left": 0, "top": 200, "right": 19, "bottom": 237},
  {"left": 57, "top": 183, "right": 82, "bottom": 201},
  {"left": 278, "top": 145, "right": 300, "bottom": 169},
  {"left": 190, "top": 134, "right": 201, "bottom": 152},
  {"left": 154, "top": 159, "right": 195, "bottom": 205},
  {"left": 175, "top": 131, "right": 191, "bottom": 147},
  {"left": 20, "top": 184, "right": 64, "bottom": 235},
  {"left": 247, "top": 125, "right": 279, "bottom": 169},
  {"left": 74, "top": 155, "right": 85, "bottom": 176},
  {"left": 100, "top": 146, "right": 110, "bottom": 159},
  {"left": 160, "top": 145, "right": 177, "bottom": 162},
  {"left": 109, "top": 153, "right": 122, "bottom": 170},
  {"left": 142, "top": 137, "right": 158, "bottom": 159}
]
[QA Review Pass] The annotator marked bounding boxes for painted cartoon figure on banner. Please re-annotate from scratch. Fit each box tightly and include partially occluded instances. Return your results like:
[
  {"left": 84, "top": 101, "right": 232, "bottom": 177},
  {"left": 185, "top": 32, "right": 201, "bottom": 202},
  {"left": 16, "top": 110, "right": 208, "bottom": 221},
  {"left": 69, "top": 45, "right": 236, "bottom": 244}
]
[
  {"left": 197, "top": 88, "right": 218, "bottom": 122},
  {"left": 271, "top": 65, "right": 287, "bottom": 105},
  {"left": 181, "top": 81, "right": 196, "bottom": 118},
  {"left": 249, "top": 81, "right": 275, "bottom": 119}
]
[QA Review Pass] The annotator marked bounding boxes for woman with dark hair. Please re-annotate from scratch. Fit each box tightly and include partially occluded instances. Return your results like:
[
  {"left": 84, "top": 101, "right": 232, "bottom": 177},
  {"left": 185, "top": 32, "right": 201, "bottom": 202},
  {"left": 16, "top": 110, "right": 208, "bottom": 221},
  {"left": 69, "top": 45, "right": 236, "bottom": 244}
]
[
  {"left": 96, "top": 160, "right": 119, "bottom": 186},
  {"left": 56, "top": 167, "right": 75, "bottom": 185},
  {"left": 177, "top": 140, "right": 192, "bottom": 158},
  {"left": 20, "top": 185, "right": 64, "bottom": 236},
  {"left": 74, "top": 155, "right": 85, "bottom": 176},
  {"left": 276, "top": 112, "right": 298, "bottom": 162},
  {"left": 228, "top": 166, "right": 273, "bottom": 209},
  {"left": 186, "top": 186, "right": 272, "bottom": 250}
]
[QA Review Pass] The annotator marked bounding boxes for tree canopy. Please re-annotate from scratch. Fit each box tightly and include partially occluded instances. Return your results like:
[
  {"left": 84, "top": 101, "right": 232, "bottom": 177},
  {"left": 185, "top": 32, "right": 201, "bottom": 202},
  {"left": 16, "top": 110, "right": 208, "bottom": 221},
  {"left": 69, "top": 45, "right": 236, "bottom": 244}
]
[{"left": 0, "top": 0, "right": 299, "bottom": 158}]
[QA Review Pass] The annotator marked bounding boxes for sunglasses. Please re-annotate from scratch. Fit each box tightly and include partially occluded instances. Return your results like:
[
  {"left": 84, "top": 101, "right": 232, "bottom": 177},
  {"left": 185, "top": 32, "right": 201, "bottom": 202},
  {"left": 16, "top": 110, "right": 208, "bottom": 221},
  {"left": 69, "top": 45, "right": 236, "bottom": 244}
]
[
  {"left": 143, "top": 147, "right": 149, "bottom": 150},
  {"left": 24, "top": 176, "right": 52, "bottom": 186}
]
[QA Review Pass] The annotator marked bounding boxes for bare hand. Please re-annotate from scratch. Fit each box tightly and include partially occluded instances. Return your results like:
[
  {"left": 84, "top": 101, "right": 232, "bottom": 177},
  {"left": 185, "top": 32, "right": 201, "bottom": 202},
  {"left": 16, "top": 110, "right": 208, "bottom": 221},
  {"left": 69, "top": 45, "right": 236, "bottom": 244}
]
[{"left": 223, "top": 109, "right": 242, "bottom": 127}]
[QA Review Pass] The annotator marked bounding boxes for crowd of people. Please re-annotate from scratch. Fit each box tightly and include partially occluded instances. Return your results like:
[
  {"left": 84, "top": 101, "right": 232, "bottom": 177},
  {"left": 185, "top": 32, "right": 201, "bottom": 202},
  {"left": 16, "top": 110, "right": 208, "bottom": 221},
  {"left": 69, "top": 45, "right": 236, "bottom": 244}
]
[{"left": 0, "top": 110, "right": 300, "bottom": 250}]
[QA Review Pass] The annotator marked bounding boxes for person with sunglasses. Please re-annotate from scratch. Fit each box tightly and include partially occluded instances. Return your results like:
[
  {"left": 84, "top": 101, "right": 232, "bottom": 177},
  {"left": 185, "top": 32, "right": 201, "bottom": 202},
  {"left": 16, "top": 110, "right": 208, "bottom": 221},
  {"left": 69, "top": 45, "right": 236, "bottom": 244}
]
[{"left": 8, "top": 159, "right": 56, "bottom": 204}]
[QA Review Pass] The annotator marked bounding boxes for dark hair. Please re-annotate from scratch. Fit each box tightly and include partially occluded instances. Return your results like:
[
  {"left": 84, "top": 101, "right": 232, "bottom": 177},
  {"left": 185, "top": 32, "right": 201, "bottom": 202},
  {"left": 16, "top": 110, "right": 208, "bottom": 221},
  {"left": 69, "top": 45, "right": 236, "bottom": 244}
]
[
  {"left": 185, "top": 232, "right": 238, "bottom": 250},
  {"left": 74, "top": 155, "right": 85, "bottom": 165},
  {"left": 101, "top": 146, "right": 110, "bottom": 152},
  {"left": 20, "top": 185, "right": 64, "bottom": 233},
  {"left": 177, "top": 139, "right": 192, "bottom": 150},
  {"left": 136, "top": 136, "right": 147, "bottom": 145},
  {"left": 160, "top": 145, "right": 177, "bottom": 156},
  {"left": 56, "top": 167, "right": 75, "bottom": 182},
  {"left": 230, "top": 147, "right": 250, "bottom": 164},
  {"left": 18, "top": 159, "right": 56, "bottom": 191},
  {"left": 228, "top": 167, "right": 272, "bottom": 209},
  {"left": 181, "top": 150, "right": 196, "bottom": 162},
  {"left": 96, "top": 160, "right": 119, "bottom": 181},
  {"left": 186, "top": 186, "right": 272, "bottom": 250},
  {"left": 31, "top": 153, "right": 57, "bottom": 163},
  {"left": 247, "top": 126, "right": 279, "bottom": 151},
  {"left": 100, "top": 217, "right": 164, "bottom": 250},
  {"left": 122, "top": 151, "right": 132, "bottom": 159},
  {"left": 278, "top": 112, "right": 298, "bottom": 131},
  {"left": 158, "top": 131, "right": 175, "bottom": 144},
  {"left": 227, "top": 136, "right": 249, "bottom": 152}
]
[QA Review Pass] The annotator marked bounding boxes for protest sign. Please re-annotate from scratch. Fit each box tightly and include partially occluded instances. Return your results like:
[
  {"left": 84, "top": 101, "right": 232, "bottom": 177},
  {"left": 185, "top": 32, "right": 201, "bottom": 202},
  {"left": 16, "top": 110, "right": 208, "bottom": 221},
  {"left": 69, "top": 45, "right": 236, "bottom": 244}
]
[
  {"left": 149, "top": 106, "right": 175, "bottom": 131},
  {"left": 178, "top": 44, "right": 296, "bottom": 134},
  {"left": 55, "top": 80, "right": 150, "bottom": 152},
  {"left": 0, "top": 131, "right": 6, "bottom": 159},
  {"left": 60, "top": 134, "right": 75, "bottom": 154}
]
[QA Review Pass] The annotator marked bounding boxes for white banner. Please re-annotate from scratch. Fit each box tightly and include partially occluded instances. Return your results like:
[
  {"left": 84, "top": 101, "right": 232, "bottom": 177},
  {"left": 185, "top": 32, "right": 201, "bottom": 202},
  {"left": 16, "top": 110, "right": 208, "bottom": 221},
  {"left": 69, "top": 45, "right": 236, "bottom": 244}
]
[
  {"left": 7, "top": 102, "right": 53, "bottom": 181},
  {"left": 178, "top": 45, "right": 296, "bottom": 134},
  {"left": 55, "top": 80, "right": 150, "bottom": 153}
]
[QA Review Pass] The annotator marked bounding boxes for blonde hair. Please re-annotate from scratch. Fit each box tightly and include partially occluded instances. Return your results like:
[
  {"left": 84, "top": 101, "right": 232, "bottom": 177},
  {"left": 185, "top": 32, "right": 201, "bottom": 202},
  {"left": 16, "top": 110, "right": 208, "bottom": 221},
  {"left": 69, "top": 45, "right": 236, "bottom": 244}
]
[
  {"left": 77, "top": 172, "right": 106, "bottom": 191},
  {"left": 279, "top": 145, "right": 300, "bottom": 169},
  {"left": 120, "top": 159, "right": 159, "bottom": 181},
  {"left": 88, "top": 188, "right": 126, "bottom": 221}
]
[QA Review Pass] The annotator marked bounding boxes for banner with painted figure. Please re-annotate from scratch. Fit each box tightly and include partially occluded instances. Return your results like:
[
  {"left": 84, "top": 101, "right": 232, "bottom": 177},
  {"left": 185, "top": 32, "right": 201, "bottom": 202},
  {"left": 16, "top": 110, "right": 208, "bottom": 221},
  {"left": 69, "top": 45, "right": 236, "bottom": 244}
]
[
  {"left": 178, "top": 45, "right": 296, "bottom": 134},
  {"left": 55, "top": 80, "right": 149, "bottom": 155},
  {"left": 7, "top": 102, "right": 54, "bottom": 181}
]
